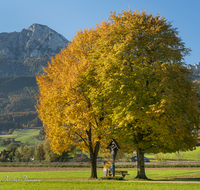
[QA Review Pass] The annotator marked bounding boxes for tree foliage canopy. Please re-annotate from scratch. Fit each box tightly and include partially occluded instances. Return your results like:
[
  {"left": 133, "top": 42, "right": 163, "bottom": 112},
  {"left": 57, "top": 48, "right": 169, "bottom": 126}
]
[
  {"left": 36, "top": 9, "right": 200, "bottom": 179},
  {"left": 80, "top": 10, "right": 200, "bottom": 178},
  {"left": 83, "top": 10, "right": 200, "bottom": 154},
  {"left": 36, "top": 27, "right": 110, "bottom": 178}
]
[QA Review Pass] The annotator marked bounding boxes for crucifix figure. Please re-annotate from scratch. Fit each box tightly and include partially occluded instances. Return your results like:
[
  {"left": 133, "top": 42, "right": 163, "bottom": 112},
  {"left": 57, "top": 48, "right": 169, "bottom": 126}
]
[{"left": 106, "top": 139, "right": 120, "bottom": 177}]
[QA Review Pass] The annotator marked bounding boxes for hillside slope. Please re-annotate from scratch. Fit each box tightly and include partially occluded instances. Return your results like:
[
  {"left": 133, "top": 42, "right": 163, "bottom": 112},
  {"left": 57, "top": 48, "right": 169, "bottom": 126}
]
[{"left": 0, "top": 76, "right": 41, "bottom": 131}]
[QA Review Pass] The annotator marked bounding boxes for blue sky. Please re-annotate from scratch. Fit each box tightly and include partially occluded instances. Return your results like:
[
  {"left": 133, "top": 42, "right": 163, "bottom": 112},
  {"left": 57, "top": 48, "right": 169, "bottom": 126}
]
[{"left": 0, "top": 0, "right": 199, "bottom": 65}]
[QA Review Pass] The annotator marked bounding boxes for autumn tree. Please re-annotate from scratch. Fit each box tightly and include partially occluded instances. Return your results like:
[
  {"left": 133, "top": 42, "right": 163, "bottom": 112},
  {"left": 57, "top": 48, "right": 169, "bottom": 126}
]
[
  {"left": 43, "top": 139, "right": 58, "bottom": 162},
  {"left": 15, "top": 145, "right": 34, "bottom": 162},
  {"left": 43, "top": 139, "right": 69, "bottom": 162},
  {"left": 81, "top": 10, "right": 200, "bottom": 179},
  {"left": 35, "top": 144, "right": 45, "bottom": 161},
  {"left": 36, "top": 28, "right": 109, "bottom": 178}
]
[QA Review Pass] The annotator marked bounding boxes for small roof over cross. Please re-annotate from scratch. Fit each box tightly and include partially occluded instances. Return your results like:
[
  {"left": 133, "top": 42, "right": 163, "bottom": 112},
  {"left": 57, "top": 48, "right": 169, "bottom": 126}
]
[
  {"left": 106, "top": 139, "right": 120, "bottom": 162},
  {"left": 106, "top": 139, "right": 120, "bottom": 150}
]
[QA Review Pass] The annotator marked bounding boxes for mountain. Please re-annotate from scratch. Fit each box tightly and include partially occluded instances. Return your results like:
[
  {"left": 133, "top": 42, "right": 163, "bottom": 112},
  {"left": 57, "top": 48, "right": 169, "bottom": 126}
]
[
  {"left": 187, "top": 62, "right": 200, "bottom": 70},
  {"left": 0, "top": 24, "right": 69, "bottom": 131},
  {"left": 0, "top": 23, "right": 69, "bottom": 77}
]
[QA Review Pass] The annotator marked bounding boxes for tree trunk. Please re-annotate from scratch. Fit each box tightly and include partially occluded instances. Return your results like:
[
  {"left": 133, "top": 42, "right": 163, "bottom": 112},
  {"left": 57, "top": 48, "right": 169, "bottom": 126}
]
[
  {"left": 90, "top": 151, "right": 98, "bottom": 178},
  {"left": 135, "top": 148, "right": 148, "bottom": 179},
  {"left": 86, "top": 123, "right": 100, "bottom": 178},
  {"left": 89, "top": 141, "right": 100, "bottom": 178}
]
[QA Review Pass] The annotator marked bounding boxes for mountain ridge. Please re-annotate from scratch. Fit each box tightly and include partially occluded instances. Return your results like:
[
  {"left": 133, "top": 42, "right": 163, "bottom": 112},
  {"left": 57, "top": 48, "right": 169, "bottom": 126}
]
[{"left": 0, "top": 23, "right": 69, "bottom": 77}]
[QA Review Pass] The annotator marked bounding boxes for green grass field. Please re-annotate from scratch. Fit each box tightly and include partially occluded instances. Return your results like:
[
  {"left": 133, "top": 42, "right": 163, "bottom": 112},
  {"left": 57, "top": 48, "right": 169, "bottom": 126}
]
[
  {"left": 0, "top": 146, "right": 6, "bottom": 151},
  {"left": 0, "top": 129, "right": 41, "bottom": 147},
  {"left": 0, "top": 169, "right": 200, "bottom": 180},
  {"left": 0, "top": 169, "right": 199, "bottom": 189},
  {"left": 145, "top": 146, "right": 200, "bottom": 161},
  {"left": 0, "top": 181, "right": 199, "bottom": 190}
]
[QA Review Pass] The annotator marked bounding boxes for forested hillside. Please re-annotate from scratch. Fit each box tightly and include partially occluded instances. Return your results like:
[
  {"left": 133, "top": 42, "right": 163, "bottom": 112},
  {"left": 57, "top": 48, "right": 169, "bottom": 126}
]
[{"left": 0, "top": 76, "right": 42, "bottom": 131}]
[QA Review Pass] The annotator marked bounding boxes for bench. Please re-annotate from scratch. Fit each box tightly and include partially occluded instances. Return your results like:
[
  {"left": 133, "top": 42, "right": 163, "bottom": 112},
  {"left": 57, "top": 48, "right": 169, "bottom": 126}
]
[{"left": 109, "top": 170, "right": 129, "bottom": 179}]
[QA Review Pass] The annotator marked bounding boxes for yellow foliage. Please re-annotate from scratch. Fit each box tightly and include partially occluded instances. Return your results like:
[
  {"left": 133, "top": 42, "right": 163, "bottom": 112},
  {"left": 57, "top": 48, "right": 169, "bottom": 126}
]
[
  {"left": 36, "top": 9, "right": 200, "bottom": 175},
  {"left": 36, "top": 27, "right": 110, "bottom": 159},
  {"left": 80, "top": 9, "right": 200, "bottom": 154}
]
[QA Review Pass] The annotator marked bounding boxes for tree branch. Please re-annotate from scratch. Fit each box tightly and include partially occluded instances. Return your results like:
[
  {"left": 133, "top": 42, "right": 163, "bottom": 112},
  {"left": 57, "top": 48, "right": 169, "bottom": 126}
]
[{"left": 75, "top": 131, "right": 89, "bottom": 148}]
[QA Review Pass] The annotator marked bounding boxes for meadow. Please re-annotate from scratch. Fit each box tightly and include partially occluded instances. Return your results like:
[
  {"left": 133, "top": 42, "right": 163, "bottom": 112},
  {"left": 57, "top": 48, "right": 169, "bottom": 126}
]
[
  {"left": 0, "top": 181, "right": 199, "bottom": 190},
  {"left": 0, "top": 129, "right": 199, "bottom": 189},
  {"left": 145, "top": 146, "right": 200, "bottom": 162},
  {"left": 0, "top": 129, "right": 41, "bottom": 147},
  {"left": 0, "top": 169, "right": 199, "bottom": 190}
]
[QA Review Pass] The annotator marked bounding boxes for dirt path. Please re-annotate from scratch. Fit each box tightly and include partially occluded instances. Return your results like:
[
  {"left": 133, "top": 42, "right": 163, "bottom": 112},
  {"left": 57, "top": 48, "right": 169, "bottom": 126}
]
[{"left": 0, "top": 167, "right": 92, "bottom": 172}]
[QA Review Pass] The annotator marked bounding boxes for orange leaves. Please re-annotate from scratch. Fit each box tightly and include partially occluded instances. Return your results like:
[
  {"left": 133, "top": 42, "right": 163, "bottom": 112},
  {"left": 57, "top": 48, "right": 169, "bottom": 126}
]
[
  {"left": 36, "top": 9, "right": 200, "bottom": 159},
  {"left": 35, "top": 24, "right": 110, "bottom": 156}
]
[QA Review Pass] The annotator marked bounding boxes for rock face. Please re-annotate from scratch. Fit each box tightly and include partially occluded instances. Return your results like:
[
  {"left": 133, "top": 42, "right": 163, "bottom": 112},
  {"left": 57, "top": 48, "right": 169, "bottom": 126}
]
[
  {"left": 0, "top": 24, "right": 69, "bottom": 76},
  {"left": 187, "top": 62, "right": 200, "bottom": 70}
]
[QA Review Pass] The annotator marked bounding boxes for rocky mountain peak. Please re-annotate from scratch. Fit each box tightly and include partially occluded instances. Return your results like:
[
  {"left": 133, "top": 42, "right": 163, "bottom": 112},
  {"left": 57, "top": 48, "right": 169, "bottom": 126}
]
[
  {"left": 0, "top": 24, "right": 69, "bottom": 77},
  {"left": 27, "top": 23, "right": 47, "bottom": 31}
]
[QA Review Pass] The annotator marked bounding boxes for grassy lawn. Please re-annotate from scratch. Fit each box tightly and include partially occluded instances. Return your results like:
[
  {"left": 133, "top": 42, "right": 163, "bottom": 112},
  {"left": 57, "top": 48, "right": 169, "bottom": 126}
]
[
  {"left": 0, "top": 181, "right": 199, "bottom": 190},
  {"left": 0, "top": 146, "right": 6, "bottom": 150},
  {"left": 0, "top": 170, "right": 102, "bottom": 180},
  {"left": 0, "top": 129, "right": 41, "bottom": 146},
  {"left": 145, "top": 146, "right": 200, "bottom": 161},
  {"left": 0, "top": 169, "right": 199, "bottom": 189},
  {"left": 0, "top": 169, "right": 199, "bottom": 181}
]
